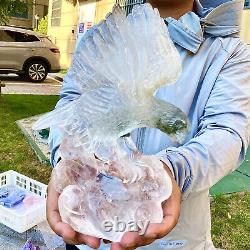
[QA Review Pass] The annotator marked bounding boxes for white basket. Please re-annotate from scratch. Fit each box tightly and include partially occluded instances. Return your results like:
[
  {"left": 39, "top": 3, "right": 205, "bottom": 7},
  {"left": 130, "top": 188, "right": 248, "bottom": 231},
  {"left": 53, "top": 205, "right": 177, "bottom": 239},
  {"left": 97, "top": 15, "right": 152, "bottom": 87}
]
[{"left": 0, "top": 170, "right": 47, "bottom": 233}]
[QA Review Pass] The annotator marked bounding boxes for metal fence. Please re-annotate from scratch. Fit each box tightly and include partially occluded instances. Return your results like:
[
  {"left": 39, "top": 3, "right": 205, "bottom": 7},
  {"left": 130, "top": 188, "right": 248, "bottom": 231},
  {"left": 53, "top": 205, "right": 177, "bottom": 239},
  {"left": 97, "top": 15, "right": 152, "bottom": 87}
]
[{"left": 115, "top": 0, "right": 145, "bottom": 15}]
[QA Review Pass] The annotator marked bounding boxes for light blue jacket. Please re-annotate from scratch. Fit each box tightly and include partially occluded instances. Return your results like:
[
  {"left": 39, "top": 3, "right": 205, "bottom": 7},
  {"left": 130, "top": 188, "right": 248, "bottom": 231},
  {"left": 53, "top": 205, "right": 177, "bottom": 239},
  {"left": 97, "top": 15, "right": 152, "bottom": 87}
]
[{"left": 49, "top": 0, "right": 250, "bottom": 249}]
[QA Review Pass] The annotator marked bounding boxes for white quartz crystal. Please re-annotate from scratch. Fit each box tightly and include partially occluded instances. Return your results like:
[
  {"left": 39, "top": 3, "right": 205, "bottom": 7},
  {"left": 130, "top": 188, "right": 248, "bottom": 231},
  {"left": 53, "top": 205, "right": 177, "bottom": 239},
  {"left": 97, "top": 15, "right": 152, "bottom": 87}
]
[
  {"left": 53, "top": 138, "right": 172, "bottom": 242},
  {"left": 33, "top": 3, "right": 188, "bottom": 242}
]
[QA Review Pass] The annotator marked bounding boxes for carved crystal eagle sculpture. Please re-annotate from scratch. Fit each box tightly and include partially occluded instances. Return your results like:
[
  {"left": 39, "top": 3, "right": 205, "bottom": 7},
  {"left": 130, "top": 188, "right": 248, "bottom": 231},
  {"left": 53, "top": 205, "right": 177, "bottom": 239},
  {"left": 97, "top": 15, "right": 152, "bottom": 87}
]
[{"left": 33, "top": 3, "right": 189, "bottom": 242}]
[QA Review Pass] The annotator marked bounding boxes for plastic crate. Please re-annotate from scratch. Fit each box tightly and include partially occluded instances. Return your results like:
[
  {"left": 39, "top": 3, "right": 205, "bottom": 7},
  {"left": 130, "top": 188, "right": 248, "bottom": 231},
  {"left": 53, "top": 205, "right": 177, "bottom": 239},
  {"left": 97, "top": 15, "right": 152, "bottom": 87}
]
[{"left": 0, "top": 170, "right": 47, "bottom": 233}]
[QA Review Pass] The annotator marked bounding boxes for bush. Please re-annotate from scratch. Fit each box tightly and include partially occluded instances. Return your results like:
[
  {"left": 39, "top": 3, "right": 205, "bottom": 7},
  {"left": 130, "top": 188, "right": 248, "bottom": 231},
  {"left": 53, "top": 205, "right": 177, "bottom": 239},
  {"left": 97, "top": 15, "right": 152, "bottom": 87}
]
[{"left": 34, "top": 15, "right": 48, "bottom": 35}]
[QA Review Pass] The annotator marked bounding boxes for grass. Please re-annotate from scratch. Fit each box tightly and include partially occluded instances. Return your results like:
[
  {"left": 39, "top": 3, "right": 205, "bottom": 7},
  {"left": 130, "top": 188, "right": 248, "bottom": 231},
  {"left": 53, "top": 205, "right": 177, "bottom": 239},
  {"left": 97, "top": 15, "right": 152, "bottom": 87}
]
[
  {"left": 0, "top": 94, "right": 249, "bottom": 249},
  {"left": 211, "top": 193, "right": 250, "bottom": 250},
  {"left": 59, "top": 69, "right": 68, "bottom": 76},
  {"left": 0, "top": 94, "right": 59, "bottom": 183}
]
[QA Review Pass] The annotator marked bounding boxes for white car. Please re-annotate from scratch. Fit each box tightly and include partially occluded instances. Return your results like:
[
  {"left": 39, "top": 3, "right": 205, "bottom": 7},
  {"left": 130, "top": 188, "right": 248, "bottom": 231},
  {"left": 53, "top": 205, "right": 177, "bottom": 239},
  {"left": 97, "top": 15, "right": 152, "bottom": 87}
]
[{"left": 0, "top": 25, "right": 61, "bottom": 82}]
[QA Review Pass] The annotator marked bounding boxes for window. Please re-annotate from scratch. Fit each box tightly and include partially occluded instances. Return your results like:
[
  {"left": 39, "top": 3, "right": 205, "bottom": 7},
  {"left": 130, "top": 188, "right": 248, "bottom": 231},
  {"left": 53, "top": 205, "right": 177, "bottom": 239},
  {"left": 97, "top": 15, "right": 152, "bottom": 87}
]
[
  {"left": 44, "top": 5, "right": 49, "bottom": 17},
  {"left": 0, "top": 30, "right": 39, "bottom": 42},
  {"left": 116, "top": 0, "right": 145, "bottom": 15},
  {"left": 51, "top": 0, "right": 62, "bottom": 26},
  {"left": 245, "top": 0, "right": 250, "bottom": 8},
  {"left": 14, "top": 32, "right": 40, "bottom": 42},
  {"left": 0, "top": 30, "right": 16, "bottom": 42}
]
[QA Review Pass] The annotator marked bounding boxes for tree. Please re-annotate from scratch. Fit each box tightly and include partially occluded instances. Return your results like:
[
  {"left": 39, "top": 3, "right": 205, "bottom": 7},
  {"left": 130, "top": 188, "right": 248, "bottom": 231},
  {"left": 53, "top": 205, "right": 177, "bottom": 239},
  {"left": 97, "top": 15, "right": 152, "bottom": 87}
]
[
  {"left": 0, "top": 0, "right": 29, "bottom": 25},
  {"left": 34, "top": 15, "right": 48, "bottom": 35}
]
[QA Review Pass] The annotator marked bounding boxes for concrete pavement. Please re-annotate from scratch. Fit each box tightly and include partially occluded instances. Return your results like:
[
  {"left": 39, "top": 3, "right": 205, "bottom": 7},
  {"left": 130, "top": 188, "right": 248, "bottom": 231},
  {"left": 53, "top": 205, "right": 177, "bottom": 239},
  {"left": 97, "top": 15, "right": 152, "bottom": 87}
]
[
  {"left": 0, "top": 223, "right": 65, "bottom": 250},
  {"left": 0, "top": 74, "right": 62, "bottom": 95}
]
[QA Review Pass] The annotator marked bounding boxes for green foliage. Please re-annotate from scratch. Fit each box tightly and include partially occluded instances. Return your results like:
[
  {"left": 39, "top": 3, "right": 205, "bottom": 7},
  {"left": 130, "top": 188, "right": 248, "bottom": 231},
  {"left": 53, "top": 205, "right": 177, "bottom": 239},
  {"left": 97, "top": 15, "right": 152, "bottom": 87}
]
[
  {"left": 0, "top": 0, "right": 30, "bottom": 25},
  {"left": 34, "top": 15, "right": 48, "bottom": 35}
]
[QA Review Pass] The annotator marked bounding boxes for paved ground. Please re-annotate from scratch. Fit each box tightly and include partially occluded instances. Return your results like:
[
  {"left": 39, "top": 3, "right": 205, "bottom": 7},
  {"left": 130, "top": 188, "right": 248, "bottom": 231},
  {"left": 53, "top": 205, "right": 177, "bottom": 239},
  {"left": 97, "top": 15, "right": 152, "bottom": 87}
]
[
  {"left": 0, "top": 223, "right": 65, "bottom": 249},
  {"left": 0, "top": 74, "right": 62, "bottom": 95}
]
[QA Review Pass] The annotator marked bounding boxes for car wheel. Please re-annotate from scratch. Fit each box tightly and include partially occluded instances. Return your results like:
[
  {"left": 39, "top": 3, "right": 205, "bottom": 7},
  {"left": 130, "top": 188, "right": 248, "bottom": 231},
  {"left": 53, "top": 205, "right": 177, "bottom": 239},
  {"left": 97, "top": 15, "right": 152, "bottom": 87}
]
[{"left": 25, "top": 61, "right": 48, "bottom": 83}]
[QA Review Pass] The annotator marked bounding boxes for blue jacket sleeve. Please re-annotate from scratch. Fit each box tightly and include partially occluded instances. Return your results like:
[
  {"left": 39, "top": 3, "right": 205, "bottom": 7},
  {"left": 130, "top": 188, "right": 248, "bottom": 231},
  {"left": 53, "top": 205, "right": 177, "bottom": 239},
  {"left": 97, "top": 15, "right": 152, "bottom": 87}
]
[
  {"left": 158, "top": 43, "right": 250, "bottom": 199},
  {"left": 48, "top": 69, "right": 82, "bottom": 167}
]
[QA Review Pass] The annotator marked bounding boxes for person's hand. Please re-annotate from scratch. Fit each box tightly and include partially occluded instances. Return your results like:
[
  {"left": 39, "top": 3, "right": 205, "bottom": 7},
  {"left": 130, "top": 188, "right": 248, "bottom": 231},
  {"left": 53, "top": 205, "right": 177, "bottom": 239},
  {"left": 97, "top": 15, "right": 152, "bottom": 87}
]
[
  {"left": 110, "top": 163, "right": 181, "bottom": 250},
  {"left": 46, "top": 180, "right": 101, "bottom": 249}
]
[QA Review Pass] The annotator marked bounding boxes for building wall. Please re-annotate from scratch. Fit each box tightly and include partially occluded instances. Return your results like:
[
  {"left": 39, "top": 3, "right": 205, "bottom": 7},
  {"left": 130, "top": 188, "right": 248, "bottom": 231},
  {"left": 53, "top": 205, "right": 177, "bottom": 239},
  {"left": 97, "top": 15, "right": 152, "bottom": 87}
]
[
  {"left": 95, "top": 0, "right": 115, "bottom": 23},
  {"left": 8, "top": 17, "right": 33, "bottom": 29},
  {"left": 241, "top": 9, "right": 250, "bottom": 46},
  {"left": 8, "top": 0, "right": 49, "bottom": 29},
  {"left": 48, "top": 0, "right": 98, "bottom": 68},
  {"left": 77, "top": 0, "right": 97, "bottom": 47},
  {"left": 48, "top": 0, "right": 78, "bottom": 68}
]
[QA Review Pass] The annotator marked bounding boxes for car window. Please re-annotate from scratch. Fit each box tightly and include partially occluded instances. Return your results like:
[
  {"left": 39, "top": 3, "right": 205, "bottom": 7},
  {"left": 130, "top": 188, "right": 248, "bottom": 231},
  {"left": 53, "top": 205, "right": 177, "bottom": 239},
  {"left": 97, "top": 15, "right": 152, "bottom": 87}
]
[
  {"left": 0, "top": 30, "right": 40, "bottom": 42},
  {"left": 15, "top": 32, "right": 40, "bottom": 42},
  {"left": 0, "top": 30, "right": 15, "bottom": 42}
]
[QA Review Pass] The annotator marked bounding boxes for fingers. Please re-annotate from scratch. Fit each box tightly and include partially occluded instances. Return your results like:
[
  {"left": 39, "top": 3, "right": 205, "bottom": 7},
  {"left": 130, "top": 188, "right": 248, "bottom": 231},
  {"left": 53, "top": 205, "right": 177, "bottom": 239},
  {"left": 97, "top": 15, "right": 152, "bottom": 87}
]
[
  {"left": 162, "top": 183, "right": 181, "bottom": 223},
  {"left": 46, "top": 181, "right": 101, "bottom": 248},
  {"left": 46, "top": 181, "right": 76, "bottom": 241},
  {"left": 117, "top": 223, "right": 172, "bottom": 250},
  {"left": 111, "top": 242, "right": 135, "bottom": 250},
  {"left": 66, "top": 233, "right": 101, "bottom": 249},
  {"left": 120, "top": 232, "right": 143, "bottom": 248},
  {"left": 119, "top": 231, "right": 154, "bottom": 249},
  {"left": 143, "top": 222, "right": 174, "bottom": 240},
  {"left": 77, "top": 234, "right": 101, "bottom": 249},
  {"left": 118, "top": 182, "right": 181, "bottom": 249},
  {"left": 46, "top": 181, "right": 74, "bottom": 239},
  {"left": 111, "top": 242, "right": 126, "bottom": 250}
]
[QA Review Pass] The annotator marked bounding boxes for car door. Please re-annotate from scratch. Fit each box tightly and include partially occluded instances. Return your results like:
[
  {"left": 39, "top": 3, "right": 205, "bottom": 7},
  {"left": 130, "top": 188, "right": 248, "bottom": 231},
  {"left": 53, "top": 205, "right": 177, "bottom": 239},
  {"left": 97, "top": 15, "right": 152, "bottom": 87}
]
[
  {"left": 0, "top": 29, "right": 16, "bottom": 70},
  {"left": 0, "top": 29, "right": 40, "bottom": 71}
]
